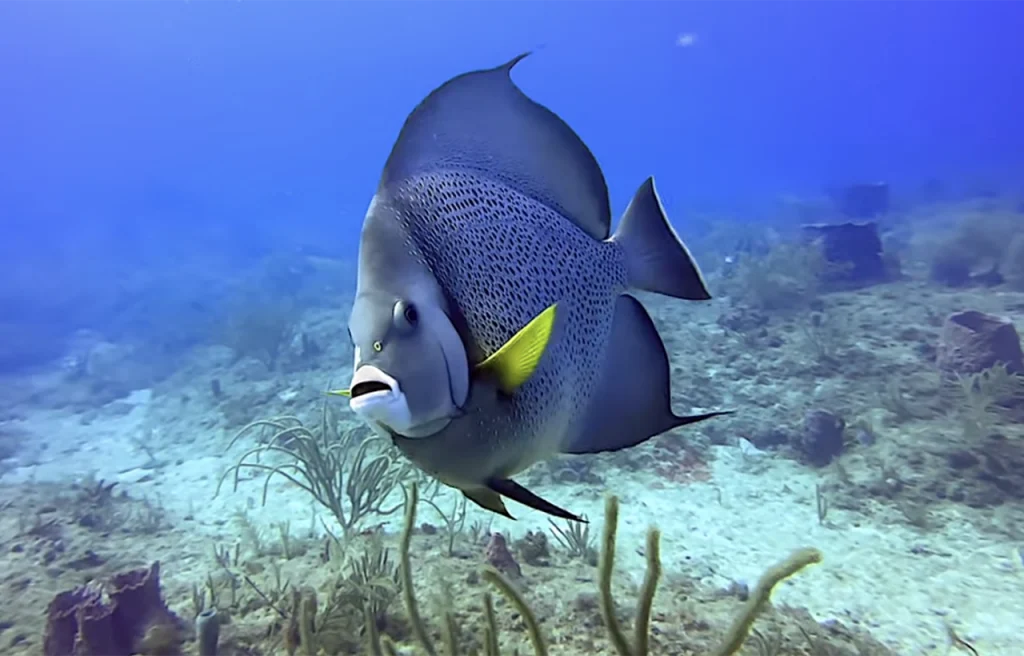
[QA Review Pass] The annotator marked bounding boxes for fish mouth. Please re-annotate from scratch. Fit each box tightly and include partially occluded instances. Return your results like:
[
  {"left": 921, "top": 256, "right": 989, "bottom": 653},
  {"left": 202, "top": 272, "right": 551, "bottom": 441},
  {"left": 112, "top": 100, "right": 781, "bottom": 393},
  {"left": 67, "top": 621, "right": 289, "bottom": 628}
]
[
  {"left": 350, "top": 380, "right": 392, "bottom": 398},
  {"left": 348, "top": 366, "right": 399, "bottom": 406},
  {"left": 348, "top": 365, "right": 421, "bottom": 437}
]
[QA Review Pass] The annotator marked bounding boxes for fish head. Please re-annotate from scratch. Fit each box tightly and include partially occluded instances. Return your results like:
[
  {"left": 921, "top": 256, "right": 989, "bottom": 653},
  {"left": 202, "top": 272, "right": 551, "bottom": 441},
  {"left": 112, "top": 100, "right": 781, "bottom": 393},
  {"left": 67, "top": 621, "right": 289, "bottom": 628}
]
[{"left": 344, "top": 287, "right": 469, "bottom": 439}]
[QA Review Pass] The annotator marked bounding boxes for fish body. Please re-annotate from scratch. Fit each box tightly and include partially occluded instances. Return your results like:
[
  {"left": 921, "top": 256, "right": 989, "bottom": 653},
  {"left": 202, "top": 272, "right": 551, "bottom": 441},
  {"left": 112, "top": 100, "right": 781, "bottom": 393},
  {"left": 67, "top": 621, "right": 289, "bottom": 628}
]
[{"left": 340, "top": 53, "right": 728, "bottom": 520}]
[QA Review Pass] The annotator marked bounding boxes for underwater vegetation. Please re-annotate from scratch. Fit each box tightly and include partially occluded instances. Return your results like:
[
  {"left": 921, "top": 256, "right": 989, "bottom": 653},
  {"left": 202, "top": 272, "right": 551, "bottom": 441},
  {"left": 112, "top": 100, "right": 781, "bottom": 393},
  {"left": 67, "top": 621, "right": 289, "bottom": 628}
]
[
  {"left": 925, "top": 205, "right": 1024, "bottom": 288},
  {"left": 216, "top": 404, "right": 417, "bottom": 538},
  {"left": 716, "top": 243, "right": 828, "bottom": 312},
  {"left": 4, "top": 192, "right": 1024, "bottom": 655},
  {"left": 6, "top": 421, "right": 921, "bottom": 654},
  {"left": 34, "top": 479, "right": 837, "bottom": 656},
  {"left": 365, "top": 485, "right": 825, "bottom": 656},
  {"left": 2, "top": 387, "right": 915, "bottom": 655},
  {"left": 172, "top": 401, "right": 890, "bottom": 655}
]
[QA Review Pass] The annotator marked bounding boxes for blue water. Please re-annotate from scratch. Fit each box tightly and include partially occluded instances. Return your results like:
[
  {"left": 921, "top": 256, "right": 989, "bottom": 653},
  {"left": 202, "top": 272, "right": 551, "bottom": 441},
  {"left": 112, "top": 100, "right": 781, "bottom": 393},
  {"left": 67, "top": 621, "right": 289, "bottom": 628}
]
[{"left": 2, "top": 1, "right": 1022, "bottom": 362}]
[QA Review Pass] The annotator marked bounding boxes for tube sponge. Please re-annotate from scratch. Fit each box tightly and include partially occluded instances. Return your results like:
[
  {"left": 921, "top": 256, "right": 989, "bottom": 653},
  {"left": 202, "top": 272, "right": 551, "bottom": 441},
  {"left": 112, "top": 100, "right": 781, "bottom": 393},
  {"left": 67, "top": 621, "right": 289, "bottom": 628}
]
[{"left": 195, "top": 608, "right": 220, "bottom": 656}]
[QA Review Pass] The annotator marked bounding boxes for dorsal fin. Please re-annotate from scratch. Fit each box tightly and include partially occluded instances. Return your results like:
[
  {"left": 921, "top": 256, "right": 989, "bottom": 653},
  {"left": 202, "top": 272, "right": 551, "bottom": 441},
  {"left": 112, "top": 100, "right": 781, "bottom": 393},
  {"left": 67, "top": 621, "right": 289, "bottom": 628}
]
[{"left": 380, "top": 52, "right": 612, "bottom": 240}]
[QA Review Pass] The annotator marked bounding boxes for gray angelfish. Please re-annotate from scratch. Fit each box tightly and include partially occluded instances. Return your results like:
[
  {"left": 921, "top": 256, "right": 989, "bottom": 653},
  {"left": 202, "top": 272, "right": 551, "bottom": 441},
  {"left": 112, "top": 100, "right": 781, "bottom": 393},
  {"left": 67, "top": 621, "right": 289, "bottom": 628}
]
[{"left": 332, "top": 52, "right": 729, "bottom": 521}]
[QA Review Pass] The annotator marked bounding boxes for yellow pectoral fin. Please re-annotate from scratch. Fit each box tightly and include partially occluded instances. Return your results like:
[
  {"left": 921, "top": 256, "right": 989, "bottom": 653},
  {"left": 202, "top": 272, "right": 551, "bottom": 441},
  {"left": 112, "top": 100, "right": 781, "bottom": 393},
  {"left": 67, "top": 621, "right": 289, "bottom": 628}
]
[
  {"left": 475, "top": 303, "right": 558, "bottom": 394},
  {"left": 326, "top": 389, "right": 351, "bottom": 398}
]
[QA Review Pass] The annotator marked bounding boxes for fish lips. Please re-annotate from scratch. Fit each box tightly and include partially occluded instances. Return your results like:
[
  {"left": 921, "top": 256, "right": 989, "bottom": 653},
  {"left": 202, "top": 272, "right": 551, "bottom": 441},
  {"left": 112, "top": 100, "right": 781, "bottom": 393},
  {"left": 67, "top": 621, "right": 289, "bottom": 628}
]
[
  {"left": 349, "top": 365, "right": 398, "bottom": 401},
  {"left": 349, "top": 365, "right": 406, "bottom": 419},
  {"left": 346, "top": 365, "right": 427, "bottom": 438}
]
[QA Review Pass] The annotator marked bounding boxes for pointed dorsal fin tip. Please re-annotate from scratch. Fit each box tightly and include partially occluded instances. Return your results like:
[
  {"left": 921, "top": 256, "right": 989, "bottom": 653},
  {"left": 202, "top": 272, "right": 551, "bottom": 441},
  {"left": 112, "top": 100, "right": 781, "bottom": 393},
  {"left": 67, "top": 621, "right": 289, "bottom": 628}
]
[
  {"left": 380, "top": 46, "right": 612, "bottom": 239},
  {"left": 501, "top": 51, "right": 533, "bottom": 73}
]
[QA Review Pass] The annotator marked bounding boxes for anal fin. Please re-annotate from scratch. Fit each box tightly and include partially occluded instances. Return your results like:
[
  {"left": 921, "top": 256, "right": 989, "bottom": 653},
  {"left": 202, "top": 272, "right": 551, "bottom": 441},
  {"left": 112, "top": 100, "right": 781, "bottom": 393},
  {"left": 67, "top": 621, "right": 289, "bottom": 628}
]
[
  {"left": 488, "top": 478, "right": 585, "bottom": 522},
  {"left": 565, "top": 294, "right": 731, "bottom": 455}
]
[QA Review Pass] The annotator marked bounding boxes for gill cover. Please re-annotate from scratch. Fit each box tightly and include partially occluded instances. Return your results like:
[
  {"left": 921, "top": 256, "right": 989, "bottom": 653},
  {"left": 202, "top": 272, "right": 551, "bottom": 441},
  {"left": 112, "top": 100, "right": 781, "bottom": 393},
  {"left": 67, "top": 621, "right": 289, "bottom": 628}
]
[{"left": 425, "top": 301, "right": 471, "bottom": 410}]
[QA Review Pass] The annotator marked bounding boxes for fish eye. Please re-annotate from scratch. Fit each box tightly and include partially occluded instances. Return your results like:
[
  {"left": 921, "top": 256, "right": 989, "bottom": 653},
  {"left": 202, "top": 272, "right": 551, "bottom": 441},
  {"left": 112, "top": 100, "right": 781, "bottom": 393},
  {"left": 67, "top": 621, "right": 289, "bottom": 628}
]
[
  {"left": 393, "top": 300, "right": 418, "bottom": 332},
  {"left": 373, "top": 341, "right": 383, "bottom": 352}
]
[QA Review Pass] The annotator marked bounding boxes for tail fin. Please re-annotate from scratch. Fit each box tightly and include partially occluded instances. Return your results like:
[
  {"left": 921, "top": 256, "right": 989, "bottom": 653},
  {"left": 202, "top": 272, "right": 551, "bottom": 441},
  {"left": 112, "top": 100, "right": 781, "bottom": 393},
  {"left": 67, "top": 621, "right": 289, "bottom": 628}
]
[{"left": 612, "top": 177, "right": 711, "bottom": 300}]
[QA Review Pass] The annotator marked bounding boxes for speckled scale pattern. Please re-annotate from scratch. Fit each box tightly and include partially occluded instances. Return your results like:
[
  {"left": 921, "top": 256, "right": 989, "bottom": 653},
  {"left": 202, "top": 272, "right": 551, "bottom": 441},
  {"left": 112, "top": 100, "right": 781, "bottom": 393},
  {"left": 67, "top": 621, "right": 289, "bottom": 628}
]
[{"left": 390, "top": 169, "right": 627, "bottom": 458}]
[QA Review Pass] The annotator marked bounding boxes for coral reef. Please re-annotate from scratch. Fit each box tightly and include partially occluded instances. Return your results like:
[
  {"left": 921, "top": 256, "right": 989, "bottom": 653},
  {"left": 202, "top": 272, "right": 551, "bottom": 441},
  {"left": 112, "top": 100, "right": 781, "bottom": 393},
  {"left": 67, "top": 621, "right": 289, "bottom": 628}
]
[{"left": 43, "top": 562, "right": 184, "bottom": 656}]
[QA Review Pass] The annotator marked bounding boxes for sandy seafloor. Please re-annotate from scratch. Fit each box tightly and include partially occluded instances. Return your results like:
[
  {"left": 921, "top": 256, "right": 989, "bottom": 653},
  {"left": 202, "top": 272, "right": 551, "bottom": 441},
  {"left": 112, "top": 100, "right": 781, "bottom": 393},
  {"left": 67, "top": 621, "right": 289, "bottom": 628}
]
[{"left": 1, "top": 274, "right": 1023, "bottom": 655}]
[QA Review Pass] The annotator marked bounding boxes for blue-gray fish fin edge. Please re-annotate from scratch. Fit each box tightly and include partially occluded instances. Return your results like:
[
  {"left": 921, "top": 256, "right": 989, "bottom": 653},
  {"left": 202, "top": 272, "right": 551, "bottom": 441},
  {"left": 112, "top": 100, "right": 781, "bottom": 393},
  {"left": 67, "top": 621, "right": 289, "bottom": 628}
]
[
  {"left": 379, "top": 52, "right": 612, "bottom": 240},
  {"left": 488, "top": 478, "right": 585, "bottom": 522},
  {"left": 563, "top": 294, "right": 731, "bottom": 456},
  {"left": 613, "top": 177, "right": 712, "bottom": 301},
  {"left": 463, "top": 487, "right": 515, "bottom": 520}
]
